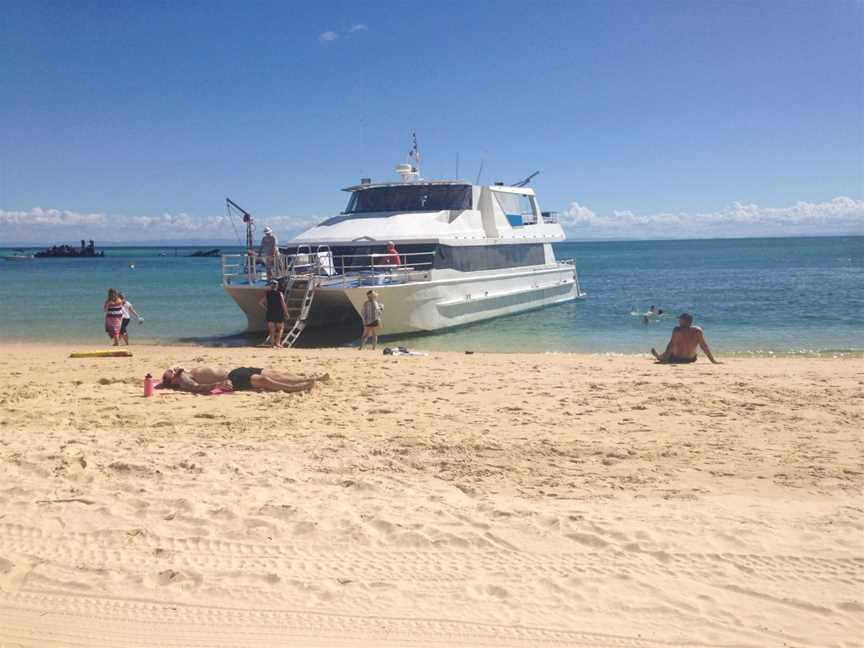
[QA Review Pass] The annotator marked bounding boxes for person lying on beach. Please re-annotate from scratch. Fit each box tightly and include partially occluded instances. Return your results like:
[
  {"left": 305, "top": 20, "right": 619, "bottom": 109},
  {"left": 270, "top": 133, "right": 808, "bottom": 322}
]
[
  {"left": 161, "top": 365, "right": 329, "bottom": 393},
  {"left": 651, "top": 312, "right": 721, "bottom": 364}
]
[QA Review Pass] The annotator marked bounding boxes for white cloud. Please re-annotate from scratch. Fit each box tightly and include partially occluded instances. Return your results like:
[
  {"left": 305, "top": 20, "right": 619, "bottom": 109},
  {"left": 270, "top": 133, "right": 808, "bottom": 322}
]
[
  {"left": 0, "top": 208, "right": 325, "bottom": 243},
  {"left": 560, "top": 197, "right": 864, "bottom": 239},
  {"left": 557, "top": 202, "right": 595, "bottom": 226},
  {"left": 320, "top": 24, "right": 368, "bottom": 43},
  {"left": 1, "top": 197, "right": 860, "bottom": 244}
]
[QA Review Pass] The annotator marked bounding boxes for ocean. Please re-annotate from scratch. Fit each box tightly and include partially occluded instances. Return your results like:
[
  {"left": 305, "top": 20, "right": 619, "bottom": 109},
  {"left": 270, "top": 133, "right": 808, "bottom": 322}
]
[{"left": 1, "top": 236, "right": 861, "bottom": 356}]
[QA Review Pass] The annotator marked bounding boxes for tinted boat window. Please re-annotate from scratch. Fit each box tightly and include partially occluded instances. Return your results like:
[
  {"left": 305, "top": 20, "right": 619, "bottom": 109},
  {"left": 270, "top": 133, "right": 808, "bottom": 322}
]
[
  {"left": 434, "top": 244, "right": 545, "bottom": 271},
  {"left": 344, "top": 185, "right": 472, "bottom": 213}
]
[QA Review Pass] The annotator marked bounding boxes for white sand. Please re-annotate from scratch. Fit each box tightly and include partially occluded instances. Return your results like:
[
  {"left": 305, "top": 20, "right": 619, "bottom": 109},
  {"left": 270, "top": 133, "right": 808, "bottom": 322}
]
[{"left": 0, "top": 344, "right": 862, "bottom": 646}]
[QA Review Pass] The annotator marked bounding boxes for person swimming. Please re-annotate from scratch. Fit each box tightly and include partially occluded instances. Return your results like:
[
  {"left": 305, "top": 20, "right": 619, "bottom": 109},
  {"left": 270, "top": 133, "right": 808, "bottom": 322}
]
[{"left": 641, "top": 305, "right": 664, "bottom": 324}]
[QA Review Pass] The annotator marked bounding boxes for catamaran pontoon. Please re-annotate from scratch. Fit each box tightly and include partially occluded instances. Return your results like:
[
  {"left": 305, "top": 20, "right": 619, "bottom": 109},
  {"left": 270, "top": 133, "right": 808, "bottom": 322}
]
[{"left": 221, "top": 163, "right": 585, "bottom": 346}]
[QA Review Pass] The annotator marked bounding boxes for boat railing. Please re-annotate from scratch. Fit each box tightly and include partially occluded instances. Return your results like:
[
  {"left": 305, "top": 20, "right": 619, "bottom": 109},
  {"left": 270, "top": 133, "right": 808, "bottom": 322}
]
[{"left": 222, "top": 249, "right": 435, "bottom": 287}]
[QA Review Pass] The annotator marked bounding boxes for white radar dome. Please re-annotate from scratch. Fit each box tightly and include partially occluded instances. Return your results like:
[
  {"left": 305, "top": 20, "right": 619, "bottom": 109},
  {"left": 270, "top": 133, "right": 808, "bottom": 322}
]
[{"left": 395, "top": 163, "right": 417, "bottom": 183}]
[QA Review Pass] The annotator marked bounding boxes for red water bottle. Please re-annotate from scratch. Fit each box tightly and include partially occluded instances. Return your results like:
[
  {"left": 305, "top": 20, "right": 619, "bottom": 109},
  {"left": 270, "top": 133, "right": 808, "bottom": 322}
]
[{"left": 144, "top": 373, "right": 154, "bottom": 397}]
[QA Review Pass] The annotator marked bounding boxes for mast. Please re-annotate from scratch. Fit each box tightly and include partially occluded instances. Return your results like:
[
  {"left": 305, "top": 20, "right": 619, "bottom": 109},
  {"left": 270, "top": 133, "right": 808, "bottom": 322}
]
[
  {"left": 408, "top": 132, "right": 421, "bottom": 179},
  {"left": 226, "top": 198, "right": 254, "bottom": 253}
]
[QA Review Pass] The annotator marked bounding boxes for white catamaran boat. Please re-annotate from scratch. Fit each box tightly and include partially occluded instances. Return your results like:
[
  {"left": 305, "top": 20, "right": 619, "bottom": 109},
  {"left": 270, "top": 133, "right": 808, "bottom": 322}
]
[{"left": 221, "top": 162, "right": 585, "bottom": 346}]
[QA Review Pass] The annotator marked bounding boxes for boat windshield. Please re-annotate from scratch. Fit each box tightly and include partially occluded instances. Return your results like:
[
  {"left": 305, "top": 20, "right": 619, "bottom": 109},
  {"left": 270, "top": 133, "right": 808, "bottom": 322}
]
[{"left": 344, "top": 184, "right": 472, "bottom": 214}]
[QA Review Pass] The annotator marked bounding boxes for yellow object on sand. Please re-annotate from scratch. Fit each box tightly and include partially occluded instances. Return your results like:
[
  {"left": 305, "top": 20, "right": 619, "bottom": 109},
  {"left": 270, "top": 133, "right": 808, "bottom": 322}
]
[{"left": 69, "top": 350, "right": 133, "bottom": 358}]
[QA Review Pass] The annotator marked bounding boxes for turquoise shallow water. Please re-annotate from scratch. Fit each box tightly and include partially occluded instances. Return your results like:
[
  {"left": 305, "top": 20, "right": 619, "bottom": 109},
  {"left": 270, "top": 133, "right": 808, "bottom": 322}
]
[{"left": 0, "top": 237, "right": 861, "bottom": 355}]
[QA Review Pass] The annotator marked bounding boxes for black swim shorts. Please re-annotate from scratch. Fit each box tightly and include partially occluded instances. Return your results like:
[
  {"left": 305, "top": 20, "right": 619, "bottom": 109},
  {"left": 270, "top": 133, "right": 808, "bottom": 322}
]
[
  {"left": 227, "top": 367, "right": 263, "bottom": 391},
  {"left": 120, "top": 318, "right": 131, "bottom": 334},
  {"left": 665, "top": 356, "right": 697, "bottom": 364}
]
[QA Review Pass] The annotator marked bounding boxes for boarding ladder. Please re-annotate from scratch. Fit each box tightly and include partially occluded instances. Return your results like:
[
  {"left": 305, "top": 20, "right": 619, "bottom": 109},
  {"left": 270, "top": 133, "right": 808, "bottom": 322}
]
[{"left": 277, "top": 245, "right": 324, "bottom": 348}]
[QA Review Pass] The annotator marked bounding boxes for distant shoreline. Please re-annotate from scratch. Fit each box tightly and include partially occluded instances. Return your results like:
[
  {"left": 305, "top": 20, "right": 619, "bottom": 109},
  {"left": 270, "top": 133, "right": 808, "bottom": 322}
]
[{"left": 2, "top": 233, "right": 862, "bottom": 248}]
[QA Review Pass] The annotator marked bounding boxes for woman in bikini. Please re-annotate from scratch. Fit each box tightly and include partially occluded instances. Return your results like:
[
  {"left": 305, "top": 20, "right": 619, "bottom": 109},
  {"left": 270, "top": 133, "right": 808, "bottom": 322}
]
[{"left": 103, "top": 288, "right": 124, "bottom": 346}]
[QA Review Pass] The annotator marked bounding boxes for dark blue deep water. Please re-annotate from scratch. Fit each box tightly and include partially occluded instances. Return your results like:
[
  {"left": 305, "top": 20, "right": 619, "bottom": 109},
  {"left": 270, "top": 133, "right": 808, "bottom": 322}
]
[{"left": 1, "top": 237, "right": 861, "bottom": 355}]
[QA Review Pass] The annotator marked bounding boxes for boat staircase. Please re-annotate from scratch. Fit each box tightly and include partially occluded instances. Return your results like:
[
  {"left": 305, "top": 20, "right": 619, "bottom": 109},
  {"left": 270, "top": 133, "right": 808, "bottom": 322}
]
[{"left": 265, "top": 246, "right": 326, "bottom": 348}]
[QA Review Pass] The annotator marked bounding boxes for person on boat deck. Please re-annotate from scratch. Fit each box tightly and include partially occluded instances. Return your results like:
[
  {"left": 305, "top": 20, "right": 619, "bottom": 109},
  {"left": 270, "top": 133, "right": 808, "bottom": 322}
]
[
  {"left": 257, "top": 226, "right": 278, "bottom": 280},
  {"left": 118, "top": 291, "right": 143, "bottom": 345},
  {"left": 383, "top": 241, "right": 401, "bottom": 268},
  {"left": 161, "top": 365, "right": 329, "bottom": 394},
  {"left": 103, "top": 288, "right": 124, "bottom": 346},
  {"left": 259, "top": 279, "right": 288, "bottom": 348},
  {"left": 359, "top": 290, "right": 383, "bottom": 351},
  {"left": 651, "top": 312, "right": 721, "bottom": 364}
]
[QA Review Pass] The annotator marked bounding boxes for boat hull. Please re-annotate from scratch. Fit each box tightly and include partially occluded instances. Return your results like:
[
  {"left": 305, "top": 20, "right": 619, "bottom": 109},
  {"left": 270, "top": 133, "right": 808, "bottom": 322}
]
[{"left": 223, "top": 265, "right": 583, "bottom": 337}]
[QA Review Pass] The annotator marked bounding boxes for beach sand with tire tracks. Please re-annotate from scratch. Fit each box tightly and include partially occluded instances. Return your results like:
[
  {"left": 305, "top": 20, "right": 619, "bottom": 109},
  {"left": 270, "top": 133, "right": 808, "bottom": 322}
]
[{"left": 0, "top": 343, "right": 862, "bottom": 647}]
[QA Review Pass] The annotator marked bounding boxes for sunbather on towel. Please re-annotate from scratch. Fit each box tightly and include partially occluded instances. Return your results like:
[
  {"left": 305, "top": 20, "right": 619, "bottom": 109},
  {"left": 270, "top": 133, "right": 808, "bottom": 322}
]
[{"left": 161, "top": 365, "right": 329, "bottom": 393}]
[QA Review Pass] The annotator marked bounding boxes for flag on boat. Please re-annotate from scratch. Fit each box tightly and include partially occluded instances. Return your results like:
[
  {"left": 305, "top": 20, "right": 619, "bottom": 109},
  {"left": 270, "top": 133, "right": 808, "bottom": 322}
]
[{"left": 409, "top": 132, "right": 420, "bottom": 167}]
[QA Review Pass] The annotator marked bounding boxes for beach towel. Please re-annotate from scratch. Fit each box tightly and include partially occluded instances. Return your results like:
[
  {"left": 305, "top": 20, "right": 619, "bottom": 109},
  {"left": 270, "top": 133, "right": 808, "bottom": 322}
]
[{"left": 383, "top": 346, "right": 428, "bottom": 357}]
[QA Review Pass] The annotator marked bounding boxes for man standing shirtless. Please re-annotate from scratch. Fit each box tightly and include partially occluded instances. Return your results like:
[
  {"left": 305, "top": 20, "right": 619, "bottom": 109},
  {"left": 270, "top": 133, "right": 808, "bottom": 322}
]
[
  {"left": 651, "top": 312, "right": 721, "bottom": 364},
  {"left": 161, "top": 365, "right": 329, "bottom": 393}
]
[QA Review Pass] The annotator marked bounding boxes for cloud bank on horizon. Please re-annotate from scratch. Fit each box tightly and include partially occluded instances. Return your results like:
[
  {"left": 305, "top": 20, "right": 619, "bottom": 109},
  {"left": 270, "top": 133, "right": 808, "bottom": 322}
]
[
  {"left": 560, "top": 197, "right": 864, "bottom": 239},
  {"left": 0, "top": 197, "right": 861, "bottom": 244}
]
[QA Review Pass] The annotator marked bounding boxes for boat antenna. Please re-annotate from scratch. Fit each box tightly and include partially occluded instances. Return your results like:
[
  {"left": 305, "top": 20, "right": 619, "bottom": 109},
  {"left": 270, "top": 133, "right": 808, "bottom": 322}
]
[
  {"left": 512, "top": 171, "right": 540, "bottom": 187},
  {"left": 475, "top": 158, "right": 484, "bottom": 185}
]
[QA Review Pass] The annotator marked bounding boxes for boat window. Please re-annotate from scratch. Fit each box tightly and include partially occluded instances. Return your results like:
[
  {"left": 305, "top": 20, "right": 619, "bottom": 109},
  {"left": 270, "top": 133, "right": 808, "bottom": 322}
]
[
  {"left": 493, "top": 192, "right": 537, "bottom": 226},
  {"left": 344, "top": 185, "right": 472, "bottom": 214},
  {"left": 520, "top": 195, "right": 538, "bottom": 224},
  {"left": 433, "top": 244, "right": 545, "bottom": 271}
]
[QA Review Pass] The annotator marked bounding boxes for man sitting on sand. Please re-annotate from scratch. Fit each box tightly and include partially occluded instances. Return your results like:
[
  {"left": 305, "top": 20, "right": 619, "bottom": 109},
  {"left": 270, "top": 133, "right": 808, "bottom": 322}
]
[
  {"left": 651, "top": 312, "right": 721, "bottom": 364},
  {"left": 161, "top": 365, "right": 329, "bottom": 393}
]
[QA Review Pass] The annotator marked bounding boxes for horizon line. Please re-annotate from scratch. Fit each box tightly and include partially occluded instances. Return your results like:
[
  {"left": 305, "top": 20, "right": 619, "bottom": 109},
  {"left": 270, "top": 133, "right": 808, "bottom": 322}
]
[{"left": 1, "top": 233, "right": 861, "bottom": 248}]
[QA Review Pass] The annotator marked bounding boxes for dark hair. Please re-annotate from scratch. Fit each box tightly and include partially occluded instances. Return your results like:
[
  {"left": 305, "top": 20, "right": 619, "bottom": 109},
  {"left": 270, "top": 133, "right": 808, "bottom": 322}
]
[{"left": 678, "top": 312, "right": 693, "bottom": 323}]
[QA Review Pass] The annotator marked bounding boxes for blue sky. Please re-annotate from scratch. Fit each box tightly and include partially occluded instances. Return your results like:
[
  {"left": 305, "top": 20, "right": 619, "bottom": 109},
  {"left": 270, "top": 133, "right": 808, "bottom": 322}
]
[{"left": 1, "top": 0, "right": 861, "bottom": 242}]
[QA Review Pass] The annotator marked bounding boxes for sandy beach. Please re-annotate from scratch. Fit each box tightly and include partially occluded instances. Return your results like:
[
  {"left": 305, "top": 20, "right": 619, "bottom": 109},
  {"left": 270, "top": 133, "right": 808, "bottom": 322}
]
[{"left": 0, "top": 343, "right": 861, "bottom": 647}]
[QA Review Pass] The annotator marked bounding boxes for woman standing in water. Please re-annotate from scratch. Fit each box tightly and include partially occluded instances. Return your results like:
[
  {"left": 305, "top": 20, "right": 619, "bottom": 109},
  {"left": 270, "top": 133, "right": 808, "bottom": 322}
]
[{"left": 103, "top": 288, "right": 124, "bottom": 345}]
